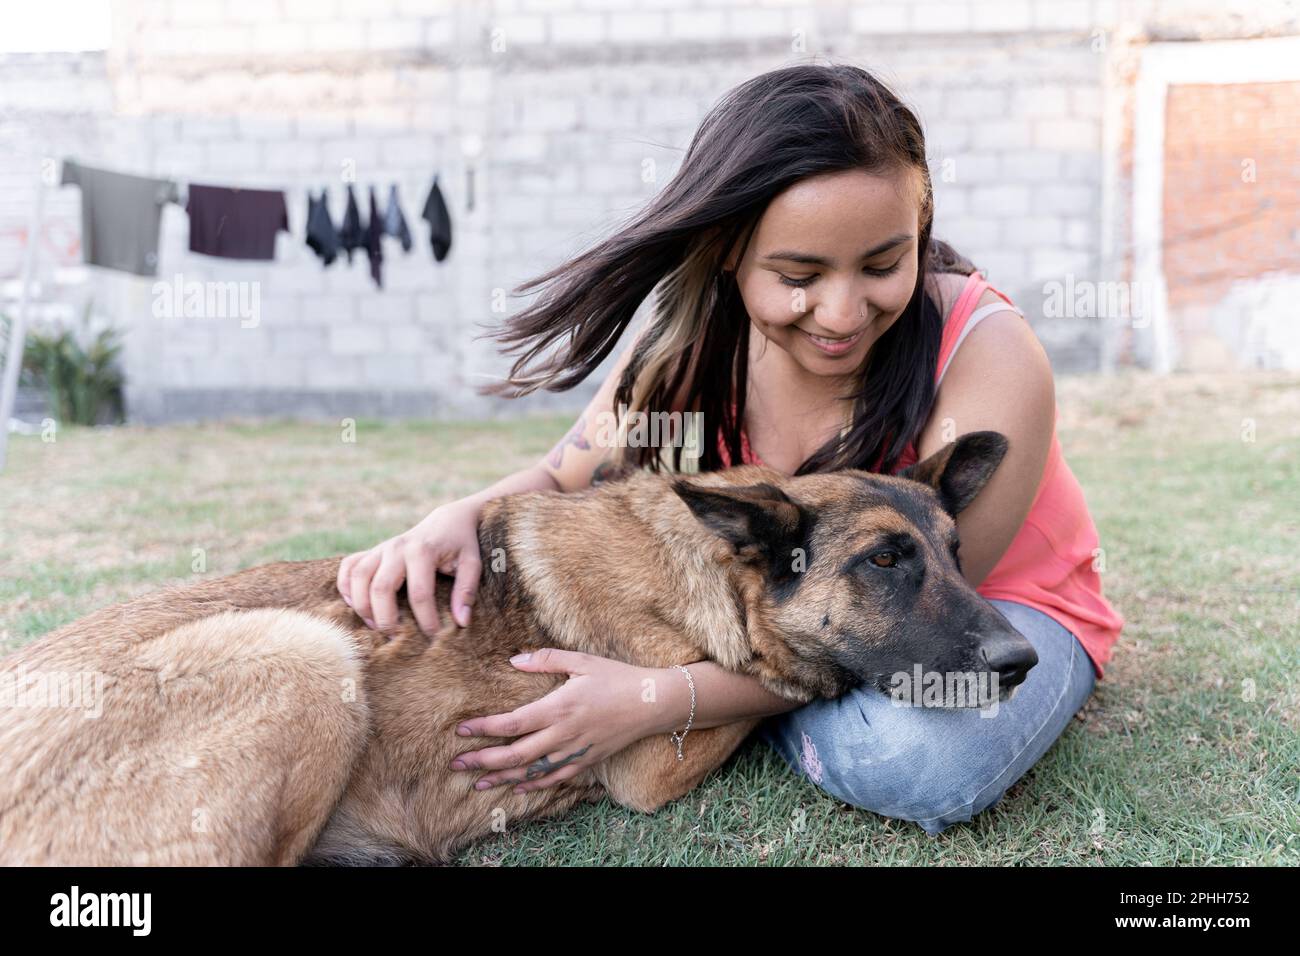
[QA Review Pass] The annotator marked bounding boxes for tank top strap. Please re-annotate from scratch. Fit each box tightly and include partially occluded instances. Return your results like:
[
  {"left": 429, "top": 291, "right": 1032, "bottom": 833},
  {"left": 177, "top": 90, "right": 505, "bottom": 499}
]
[{"left": 935, "top": 272, "right": 1025, "bottom": 387}]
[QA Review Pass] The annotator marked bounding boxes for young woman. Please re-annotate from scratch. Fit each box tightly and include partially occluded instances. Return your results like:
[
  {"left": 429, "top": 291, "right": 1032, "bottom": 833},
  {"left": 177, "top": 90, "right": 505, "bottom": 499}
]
[{"left": 337, "top": 63, "right": 1124, "bottom": 835}]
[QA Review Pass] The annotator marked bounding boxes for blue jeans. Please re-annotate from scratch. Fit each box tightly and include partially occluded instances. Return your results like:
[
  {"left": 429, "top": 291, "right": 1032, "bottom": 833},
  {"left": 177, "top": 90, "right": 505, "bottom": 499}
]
[{"left": 757, "top": 599, "right": 1096, "bottom": 835}]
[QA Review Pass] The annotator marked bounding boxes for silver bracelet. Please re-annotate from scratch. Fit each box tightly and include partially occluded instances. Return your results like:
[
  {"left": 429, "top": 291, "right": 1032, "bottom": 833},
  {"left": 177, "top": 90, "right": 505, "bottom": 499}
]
[{"left": 669, "top": 664, "right": 696, "bottom": 761}]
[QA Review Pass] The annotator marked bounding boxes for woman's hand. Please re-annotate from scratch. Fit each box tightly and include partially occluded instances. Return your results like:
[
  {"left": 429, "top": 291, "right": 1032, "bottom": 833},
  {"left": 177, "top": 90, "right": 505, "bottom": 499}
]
[
  {"left": 449, "top": 648, "right": 685, "bottom": 794},
  {"left": 336, "top": 498, "right": 483, "bottom": 635}
]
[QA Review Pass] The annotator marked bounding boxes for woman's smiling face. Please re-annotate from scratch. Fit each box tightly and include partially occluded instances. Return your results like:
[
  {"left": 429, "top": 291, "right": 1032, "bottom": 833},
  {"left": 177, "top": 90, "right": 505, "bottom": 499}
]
[{"left": 732, "top": 167, "right": 922, "bottom": 377}]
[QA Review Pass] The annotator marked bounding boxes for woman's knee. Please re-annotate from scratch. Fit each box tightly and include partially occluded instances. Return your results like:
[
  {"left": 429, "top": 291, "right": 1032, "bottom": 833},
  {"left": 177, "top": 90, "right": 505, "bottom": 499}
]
[
  {"left": 832, "top": 726, "right": 1015, "bottom": 832},
  {"left": 765, "top": 695, "right": 1021, "bottom": 831},
  {"left": 762, "top": 603, "right": 1094, "bottom": 832}
]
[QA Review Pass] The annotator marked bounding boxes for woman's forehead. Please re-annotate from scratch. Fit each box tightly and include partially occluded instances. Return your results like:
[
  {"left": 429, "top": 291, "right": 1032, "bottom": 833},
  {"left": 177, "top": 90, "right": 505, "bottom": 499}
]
[{"left": 755, "top": 169, "right": 921, "bottom": 252}]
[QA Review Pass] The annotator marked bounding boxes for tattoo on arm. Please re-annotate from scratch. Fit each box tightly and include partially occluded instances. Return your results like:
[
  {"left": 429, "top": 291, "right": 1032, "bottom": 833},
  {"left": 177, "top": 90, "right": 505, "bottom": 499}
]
[
  {"left": 525, "top": 744, "right": 591, "bottom": 780},
  {"left": 547, "top": 415, "right": 591, "bottom": 469}
]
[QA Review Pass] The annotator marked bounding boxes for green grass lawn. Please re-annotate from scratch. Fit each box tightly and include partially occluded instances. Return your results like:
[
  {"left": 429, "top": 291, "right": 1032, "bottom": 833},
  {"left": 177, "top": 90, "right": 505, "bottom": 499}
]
[{"left": 2, "top": 371, "right": 1296, "bottom": 865}]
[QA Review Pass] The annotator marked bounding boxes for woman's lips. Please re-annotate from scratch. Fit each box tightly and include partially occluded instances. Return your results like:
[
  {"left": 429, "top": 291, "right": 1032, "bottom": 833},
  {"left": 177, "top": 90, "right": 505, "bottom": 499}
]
[{"left": 799, "top": 326, "right": 866, "bottom": 356}]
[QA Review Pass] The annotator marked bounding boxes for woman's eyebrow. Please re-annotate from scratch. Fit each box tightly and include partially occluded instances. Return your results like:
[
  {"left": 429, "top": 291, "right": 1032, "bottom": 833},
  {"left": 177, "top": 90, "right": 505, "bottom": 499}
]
[{"left": 761, "top": 233, "right": 914, "bottom": 267}]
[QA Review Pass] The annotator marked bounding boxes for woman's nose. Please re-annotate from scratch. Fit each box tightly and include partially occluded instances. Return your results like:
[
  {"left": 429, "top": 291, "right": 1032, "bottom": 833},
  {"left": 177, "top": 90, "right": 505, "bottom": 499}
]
[{"left": 815, "top": 292, "right": 869, "bottom": 335}]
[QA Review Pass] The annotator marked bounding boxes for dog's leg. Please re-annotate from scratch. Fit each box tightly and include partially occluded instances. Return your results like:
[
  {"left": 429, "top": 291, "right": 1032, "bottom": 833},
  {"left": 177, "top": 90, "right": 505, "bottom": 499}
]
[{"left": 593, "top": 719, "right": 760, "bottom": 813}]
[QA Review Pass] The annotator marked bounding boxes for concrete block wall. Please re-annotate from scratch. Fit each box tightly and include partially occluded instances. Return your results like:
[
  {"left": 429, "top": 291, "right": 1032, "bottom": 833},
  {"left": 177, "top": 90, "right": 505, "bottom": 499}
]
[{"left": 4, "top": 0, "right": 1239, "bottom": 422}]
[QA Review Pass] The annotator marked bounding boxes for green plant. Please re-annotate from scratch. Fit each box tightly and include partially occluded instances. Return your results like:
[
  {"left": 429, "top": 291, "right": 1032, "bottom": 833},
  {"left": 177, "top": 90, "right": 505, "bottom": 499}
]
[{"left": 19, "top": 302, "right": 125, "bottom": 426}]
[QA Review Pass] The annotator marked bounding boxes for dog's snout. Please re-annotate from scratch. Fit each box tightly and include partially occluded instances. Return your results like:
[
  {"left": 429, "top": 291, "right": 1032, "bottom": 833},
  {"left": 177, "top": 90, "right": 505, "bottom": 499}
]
[{"left": 979, "top": 632, "right": 1038, "bottom": 689}]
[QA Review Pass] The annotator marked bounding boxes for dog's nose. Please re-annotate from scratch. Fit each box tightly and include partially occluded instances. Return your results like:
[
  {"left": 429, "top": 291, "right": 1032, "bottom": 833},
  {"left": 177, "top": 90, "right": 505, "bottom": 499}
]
[{"left": 980, "top": 632, "right": 1038, "bottom": 689}]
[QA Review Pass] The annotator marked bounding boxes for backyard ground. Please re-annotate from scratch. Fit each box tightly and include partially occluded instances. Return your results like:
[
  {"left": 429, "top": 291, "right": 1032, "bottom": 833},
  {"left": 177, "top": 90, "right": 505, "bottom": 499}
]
[{"left": 2, "top": 370, "right": 1296, "bottom": 865}]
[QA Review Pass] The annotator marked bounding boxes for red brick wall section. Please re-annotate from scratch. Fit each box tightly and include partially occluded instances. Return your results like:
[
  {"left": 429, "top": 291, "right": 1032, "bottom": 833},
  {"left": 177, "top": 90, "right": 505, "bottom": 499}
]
[{"left": 1162, "top": 81, "right": 1300, "bottom": 309}]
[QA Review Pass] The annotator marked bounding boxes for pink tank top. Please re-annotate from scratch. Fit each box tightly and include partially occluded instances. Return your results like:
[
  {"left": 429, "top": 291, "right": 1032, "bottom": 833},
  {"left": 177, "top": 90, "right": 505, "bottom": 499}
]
[{"left": 720, "top": 272, "right": 1124, "bottom": 679}]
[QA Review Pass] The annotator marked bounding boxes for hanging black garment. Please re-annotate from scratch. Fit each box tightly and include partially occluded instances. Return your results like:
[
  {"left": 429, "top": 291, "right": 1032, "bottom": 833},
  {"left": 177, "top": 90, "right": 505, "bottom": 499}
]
[
  {"left": 338, "top": 183, "right": 365, "bottom": 264},
  {"left": 421, "top": 175, "right": 452, "bottom": 262},
  {"left": 186, "top": 183, "right": 289, "bottom": 261},
  {"left": 366, "top": 185, "right": 384, "bottom": 288},
  {"left": 305, "top": 190, "right": 341, "bottom": 266},
  {"left": 383, "top": 184, "right": 413, "bottom": 253}
]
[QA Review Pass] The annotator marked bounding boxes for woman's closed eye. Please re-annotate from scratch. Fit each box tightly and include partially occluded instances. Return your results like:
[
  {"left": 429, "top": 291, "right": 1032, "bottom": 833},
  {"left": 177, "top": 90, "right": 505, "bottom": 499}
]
[{"left": 776, "top": 258, "right": 906, "bottom": 288}]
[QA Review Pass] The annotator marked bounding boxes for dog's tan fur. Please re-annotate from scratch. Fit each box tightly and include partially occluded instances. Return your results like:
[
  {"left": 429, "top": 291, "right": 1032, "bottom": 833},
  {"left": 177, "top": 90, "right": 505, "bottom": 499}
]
[{"left": 0, "top": 435, "right": 1025, "bottom": 865}]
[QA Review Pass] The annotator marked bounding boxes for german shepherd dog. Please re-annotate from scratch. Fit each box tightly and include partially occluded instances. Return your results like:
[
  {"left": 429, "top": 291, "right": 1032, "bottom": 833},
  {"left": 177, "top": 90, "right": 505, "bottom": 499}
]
[{"left": 0, "top": 431, "right": 1036, "bottom": 865}]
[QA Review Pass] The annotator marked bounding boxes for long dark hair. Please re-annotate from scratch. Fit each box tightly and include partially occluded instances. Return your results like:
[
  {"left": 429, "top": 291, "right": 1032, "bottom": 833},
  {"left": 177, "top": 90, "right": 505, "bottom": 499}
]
[{"left": 482, "top": 61, "right": 975, "bottom": 475}]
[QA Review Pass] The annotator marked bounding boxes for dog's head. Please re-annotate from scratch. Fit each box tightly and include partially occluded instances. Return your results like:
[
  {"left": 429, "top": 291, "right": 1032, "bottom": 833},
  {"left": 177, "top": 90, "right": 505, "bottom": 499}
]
[{"left": 671, "top": 431, "right": 1037, "bottom": 705}]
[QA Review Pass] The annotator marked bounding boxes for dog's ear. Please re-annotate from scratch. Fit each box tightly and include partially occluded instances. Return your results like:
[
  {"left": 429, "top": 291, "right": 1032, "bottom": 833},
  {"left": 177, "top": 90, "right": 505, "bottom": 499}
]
[
  {"left": 898, "top": 431, "right": 1009, "bottom": 517},
  {"left": 671, "top": 479, "right": 811, "bottom": 574}
]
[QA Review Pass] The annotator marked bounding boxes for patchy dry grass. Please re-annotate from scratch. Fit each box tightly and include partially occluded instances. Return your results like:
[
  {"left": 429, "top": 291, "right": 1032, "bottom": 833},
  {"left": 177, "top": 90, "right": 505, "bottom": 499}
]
[{"left": 2, "top": 371, "right": 1297, "bottom": 864}]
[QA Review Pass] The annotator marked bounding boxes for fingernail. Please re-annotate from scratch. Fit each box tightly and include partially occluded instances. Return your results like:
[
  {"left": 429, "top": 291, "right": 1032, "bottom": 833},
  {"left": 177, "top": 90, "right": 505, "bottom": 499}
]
[
  {"left": 364, "top": 618, "right": 376, "bottom": 630},
  {"left": 456, "top": 725, "right": 471, "bottom": 736},
  {"left": 342, "top": 594, "right": 352, "bottom": 608},
  {"left": 510, "top": 652, "right": 531, "bottom": 665},
  {"left": 474, "top": 780, "right": 492, "bottom": 790},
  {"left": 513, "top": 787, "right": 525, "bottom": 795},
  {"left": 450, "top": 760, "right": 466, "bottom": 771}
]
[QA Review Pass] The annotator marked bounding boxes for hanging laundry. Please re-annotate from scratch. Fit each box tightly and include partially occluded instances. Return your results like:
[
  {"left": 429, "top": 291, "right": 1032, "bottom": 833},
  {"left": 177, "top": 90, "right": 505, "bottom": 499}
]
[
  {"left": 305, "top": 189, "right": 341, "bottom": 266},
  {"left": 337, "top": 183, "right": 365, "bottom": 264},
  {"left": 60, "top": 158, "right": 179, "bottom": 277},
  {"left": 383, "top": 183, "right": 413, "bottom": 253},
  {"left": 421, "top": 175, "right": 453, "bottom": 262},
  {"left": 186, "top": 183, "right": 289, "bottom": 261},
  {"left": 366, "top": 186, "right": 384, "bottom": 288}
]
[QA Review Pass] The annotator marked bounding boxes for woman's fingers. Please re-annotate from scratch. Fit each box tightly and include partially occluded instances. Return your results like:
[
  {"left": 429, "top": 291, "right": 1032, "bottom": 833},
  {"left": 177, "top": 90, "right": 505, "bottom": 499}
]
[
  {"left": 465, "top": 739, "right": 595, "bottom": 791},
  {"left": 347, "top": 549, "right": 383, "bottom": 627},
  {"left": 403, "top": 540, "right": 442, "bottom": 635},
  {"left": 450, "top": 545, "right": 482, "bottom": 627},
  {"left": 454, "top": 694, "right": 557, "bottom": 742},
  {"left": 508, "top": 647, "right": 594, "bottom": 676},
  {"left": 510, "top": 760, "right": 588, "bottom": 795},
  {"left": 451, "top": 726, "right": 562, "bottom": 778},
  {"left": 368, "top": 544, "right": 407, "bottom": 632},
  {"left": 336, "top": 552, "right": 359, "bottom": 603}
]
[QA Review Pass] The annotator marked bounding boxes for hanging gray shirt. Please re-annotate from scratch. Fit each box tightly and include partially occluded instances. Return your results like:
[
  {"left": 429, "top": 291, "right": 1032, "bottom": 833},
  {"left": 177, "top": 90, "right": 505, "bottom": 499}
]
[{"left": 61, "top": 158, "right": 179, "bottom": 277}]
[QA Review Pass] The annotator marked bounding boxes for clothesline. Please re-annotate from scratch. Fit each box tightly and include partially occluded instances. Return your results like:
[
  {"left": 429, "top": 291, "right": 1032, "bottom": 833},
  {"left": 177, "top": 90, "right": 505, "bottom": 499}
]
[
  {"left": 0, "top": 157, "right": 457, "bottom": 470},
  {"left": 58, "top": 157, "right": 454, "bottom": 289}
]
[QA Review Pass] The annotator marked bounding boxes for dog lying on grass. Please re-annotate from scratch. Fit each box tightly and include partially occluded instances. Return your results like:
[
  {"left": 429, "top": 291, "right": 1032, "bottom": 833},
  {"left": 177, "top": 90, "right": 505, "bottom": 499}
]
[{"left": 0, "top": 431, "right": 1034, "bottom": 865}]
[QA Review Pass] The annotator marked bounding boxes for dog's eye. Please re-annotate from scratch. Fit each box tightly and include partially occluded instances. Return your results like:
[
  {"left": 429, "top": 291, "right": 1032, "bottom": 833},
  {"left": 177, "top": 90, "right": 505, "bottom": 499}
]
[{"left": 869, "top": 551, "right": 898, "bottom": 569}]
